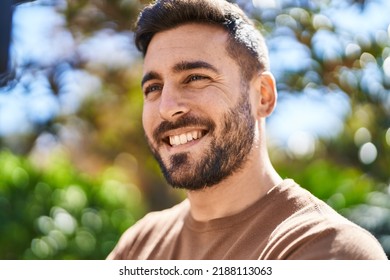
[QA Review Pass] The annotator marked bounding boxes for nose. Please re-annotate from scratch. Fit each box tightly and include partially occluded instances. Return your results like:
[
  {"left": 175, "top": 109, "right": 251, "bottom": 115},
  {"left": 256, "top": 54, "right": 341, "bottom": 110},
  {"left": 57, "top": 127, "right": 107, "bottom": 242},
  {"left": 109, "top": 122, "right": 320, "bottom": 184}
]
[{"left": 159, "top": 85, "right": 190, "bottom": 120}]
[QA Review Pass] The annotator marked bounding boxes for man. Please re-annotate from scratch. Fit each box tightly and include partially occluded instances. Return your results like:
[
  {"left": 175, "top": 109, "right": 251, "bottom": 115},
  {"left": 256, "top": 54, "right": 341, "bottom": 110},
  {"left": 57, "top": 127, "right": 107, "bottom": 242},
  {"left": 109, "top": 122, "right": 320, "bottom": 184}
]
[{"left": 108, "top": 0, "right": 387, "bottom": 259}]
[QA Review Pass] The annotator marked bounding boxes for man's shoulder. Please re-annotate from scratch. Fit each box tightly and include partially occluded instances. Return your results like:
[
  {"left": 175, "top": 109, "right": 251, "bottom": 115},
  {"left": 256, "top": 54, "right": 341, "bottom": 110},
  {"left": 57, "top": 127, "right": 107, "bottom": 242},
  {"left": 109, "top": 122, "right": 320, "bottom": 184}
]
[
  {"left": 264, "top": 179, "right": 387, "bottom": 259},
  {"left": 107, "top": 199, "right": 190, "bottom": 259},
  {"left": 285, "top": 219, "right": 388, "bottom": 259}
]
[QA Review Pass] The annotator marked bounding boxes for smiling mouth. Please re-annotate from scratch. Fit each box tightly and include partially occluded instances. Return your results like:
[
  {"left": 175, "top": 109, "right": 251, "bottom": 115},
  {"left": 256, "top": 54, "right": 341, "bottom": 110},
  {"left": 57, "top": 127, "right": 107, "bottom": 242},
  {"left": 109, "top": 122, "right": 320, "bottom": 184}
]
[{"left": 165, "top": 130, "right": 206, "bottom": 147}]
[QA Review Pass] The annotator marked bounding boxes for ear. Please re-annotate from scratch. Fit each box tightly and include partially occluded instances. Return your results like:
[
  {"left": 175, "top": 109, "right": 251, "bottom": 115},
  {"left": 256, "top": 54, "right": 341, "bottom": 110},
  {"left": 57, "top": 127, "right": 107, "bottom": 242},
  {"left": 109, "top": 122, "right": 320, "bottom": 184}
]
[{"left": 254, "top": 71, "right": 277, "bottom": 118}]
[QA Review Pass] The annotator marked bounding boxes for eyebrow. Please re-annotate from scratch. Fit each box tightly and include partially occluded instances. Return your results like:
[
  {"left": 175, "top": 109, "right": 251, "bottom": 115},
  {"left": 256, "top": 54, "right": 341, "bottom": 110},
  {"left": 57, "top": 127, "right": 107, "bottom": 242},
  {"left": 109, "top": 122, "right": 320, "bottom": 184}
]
[
  {"left": 141, "top": 71, "right": 161, "bottom": 88},
  {"left": 173, "top": 60, "right": 219, "bottom": 74},
  {"left": 141, "top": 60, "right": 219, "bottom": 87}
]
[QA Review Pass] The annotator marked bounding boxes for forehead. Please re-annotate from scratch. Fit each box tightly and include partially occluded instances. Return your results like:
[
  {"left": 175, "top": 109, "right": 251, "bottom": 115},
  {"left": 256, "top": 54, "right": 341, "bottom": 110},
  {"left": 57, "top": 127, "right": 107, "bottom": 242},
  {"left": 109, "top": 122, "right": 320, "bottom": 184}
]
[{"left": 143, "top": 23, "right": 231, "bottom": 74}]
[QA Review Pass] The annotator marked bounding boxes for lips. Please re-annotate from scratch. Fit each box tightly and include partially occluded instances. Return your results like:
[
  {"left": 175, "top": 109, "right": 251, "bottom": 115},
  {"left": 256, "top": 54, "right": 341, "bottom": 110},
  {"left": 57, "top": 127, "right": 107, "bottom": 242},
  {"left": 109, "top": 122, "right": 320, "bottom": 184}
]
[
  {"left": 169, "top": 130, "right": 204, "bottom": 146},
  {"left": 153, "top": 115, "right": 215, "bottom": 148}
]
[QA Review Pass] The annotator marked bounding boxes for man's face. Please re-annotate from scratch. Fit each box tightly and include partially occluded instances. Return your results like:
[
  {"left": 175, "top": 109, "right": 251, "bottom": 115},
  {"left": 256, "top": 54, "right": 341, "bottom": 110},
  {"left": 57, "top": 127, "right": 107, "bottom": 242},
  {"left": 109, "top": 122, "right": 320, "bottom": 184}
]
[{"left": 141, "top": 23, "right": 257, "bottom": 190}]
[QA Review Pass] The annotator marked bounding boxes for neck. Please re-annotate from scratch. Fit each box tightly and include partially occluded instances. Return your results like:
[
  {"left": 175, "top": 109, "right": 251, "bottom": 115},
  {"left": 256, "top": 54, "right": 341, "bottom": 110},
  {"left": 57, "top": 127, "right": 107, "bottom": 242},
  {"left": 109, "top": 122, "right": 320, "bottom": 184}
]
[{"left": 186, "top": 125, "right": 282, "bottom": 222}]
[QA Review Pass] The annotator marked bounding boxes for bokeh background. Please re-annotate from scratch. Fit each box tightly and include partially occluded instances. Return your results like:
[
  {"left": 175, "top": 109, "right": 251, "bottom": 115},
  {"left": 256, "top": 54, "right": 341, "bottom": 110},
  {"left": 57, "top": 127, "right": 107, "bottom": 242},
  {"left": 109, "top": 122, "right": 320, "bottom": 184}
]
[{"left": 0, "top": 0, "right": 389, "bottom": 259}]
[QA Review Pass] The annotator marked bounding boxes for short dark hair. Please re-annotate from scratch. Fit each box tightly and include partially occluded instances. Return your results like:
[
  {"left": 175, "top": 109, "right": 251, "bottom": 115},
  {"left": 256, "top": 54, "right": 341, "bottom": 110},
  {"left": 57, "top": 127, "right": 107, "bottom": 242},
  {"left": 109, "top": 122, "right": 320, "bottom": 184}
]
[{"left": 134, "top": 0, "right": 269, "bottom": 80}]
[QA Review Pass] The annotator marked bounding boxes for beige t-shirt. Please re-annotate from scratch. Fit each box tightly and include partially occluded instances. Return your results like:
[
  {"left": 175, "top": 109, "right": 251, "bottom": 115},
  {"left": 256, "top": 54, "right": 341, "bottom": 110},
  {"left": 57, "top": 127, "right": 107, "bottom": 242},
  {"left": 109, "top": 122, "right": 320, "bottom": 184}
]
[{"left": 107, "top": 179, "right": 387, "bottom": 259}]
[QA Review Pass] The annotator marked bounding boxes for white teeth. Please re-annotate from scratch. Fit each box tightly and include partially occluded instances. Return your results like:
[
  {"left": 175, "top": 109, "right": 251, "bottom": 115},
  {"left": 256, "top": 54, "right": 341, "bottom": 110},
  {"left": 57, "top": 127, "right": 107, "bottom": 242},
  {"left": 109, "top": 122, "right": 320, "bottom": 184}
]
[
  {"left": 174, "top": 135, "right": 180, "bottom": 145},
  {"left": 169, "top": 131, "right": 204, "bottom": 146},
  {"left": 180, "top": 134, "right": 187, "bottom": 144}
]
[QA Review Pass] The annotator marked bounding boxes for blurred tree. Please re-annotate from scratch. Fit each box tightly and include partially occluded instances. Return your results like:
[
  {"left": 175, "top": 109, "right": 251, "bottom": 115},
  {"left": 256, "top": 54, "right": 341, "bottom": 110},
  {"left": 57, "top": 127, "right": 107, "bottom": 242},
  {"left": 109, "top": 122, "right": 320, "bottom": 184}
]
[
  {"left": 0, "top": 0, "right": 389, "bottom": 258},
  {"left": 0, "top": 149, "right": 145, "bottom": 259}
]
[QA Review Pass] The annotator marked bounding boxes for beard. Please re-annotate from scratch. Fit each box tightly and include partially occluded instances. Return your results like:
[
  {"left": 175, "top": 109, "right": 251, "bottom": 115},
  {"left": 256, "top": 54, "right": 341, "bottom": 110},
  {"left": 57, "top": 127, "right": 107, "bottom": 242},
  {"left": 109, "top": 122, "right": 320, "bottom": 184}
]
[{"left": 146, "top": 86, "right": 256, "bottom": 191}]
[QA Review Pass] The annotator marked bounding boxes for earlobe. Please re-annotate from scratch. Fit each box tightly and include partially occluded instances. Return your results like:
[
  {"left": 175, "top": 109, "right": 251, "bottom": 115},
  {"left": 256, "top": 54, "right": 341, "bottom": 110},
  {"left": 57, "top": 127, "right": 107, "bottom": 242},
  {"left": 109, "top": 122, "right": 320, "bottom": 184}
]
[{"left": 257, "top": 71, "right": 277, "bottom": 118}]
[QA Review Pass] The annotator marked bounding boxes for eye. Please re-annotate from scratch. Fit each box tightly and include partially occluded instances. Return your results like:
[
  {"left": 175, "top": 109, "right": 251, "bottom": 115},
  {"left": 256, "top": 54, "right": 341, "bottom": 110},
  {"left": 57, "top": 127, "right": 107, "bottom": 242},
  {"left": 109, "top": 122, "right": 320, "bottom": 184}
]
[
  {"left": 186, "top": 74, "right": 208, "bottom": 83},
  {"left": 144, "top": 84, "right": 162, "bottom": 96}
]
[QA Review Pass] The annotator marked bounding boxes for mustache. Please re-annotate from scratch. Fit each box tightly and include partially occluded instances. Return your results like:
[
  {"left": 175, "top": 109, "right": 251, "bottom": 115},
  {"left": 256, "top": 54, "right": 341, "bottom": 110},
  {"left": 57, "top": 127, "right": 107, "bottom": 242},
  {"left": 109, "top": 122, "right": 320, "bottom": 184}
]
[{"left": 153, "top": 115, "right": 216, "bottom": 143}]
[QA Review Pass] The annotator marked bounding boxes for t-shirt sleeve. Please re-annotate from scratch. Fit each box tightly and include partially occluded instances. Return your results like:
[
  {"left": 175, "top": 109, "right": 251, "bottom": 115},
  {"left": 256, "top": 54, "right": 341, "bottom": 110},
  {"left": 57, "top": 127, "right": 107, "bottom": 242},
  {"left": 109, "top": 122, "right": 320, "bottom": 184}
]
[{"left": 287, "top": 224, "right": 387, "bottom": 260}]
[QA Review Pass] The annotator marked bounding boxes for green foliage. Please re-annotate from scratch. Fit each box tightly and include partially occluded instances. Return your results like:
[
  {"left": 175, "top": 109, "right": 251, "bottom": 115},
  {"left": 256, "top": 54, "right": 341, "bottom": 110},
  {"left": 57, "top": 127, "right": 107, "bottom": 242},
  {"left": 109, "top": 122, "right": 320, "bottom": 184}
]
[
  {"left": 0, "top": 149, "right": 146, "bottom": 259},
  {"left": 277, "top": 158, "right": 375, "bottom": 210}
]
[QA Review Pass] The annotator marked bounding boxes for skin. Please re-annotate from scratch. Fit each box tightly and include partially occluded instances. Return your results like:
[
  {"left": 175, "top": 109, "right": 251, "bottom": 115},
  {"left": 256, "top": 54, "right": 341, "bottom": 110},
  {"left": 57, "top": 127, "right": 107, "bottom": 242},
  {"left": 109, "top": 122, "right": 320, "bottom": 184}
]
[{"left": 142, "top": 23, "right": 282, "bottom": 222}]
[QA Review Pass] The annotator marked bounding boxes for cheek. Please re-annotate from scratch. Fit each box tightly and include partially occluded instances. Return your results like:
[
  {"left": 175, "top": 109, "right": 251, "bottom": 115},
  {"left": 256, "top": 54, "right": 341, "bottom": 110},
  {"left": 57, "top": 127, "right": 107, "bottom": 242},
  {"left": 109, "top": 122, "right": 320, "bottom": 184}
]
[
  {"left": 142, "top": 106, "right": 155, "bottom": 139},
  {"left": 248, "top": 90, "right": 260, "bottom": 119}
]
